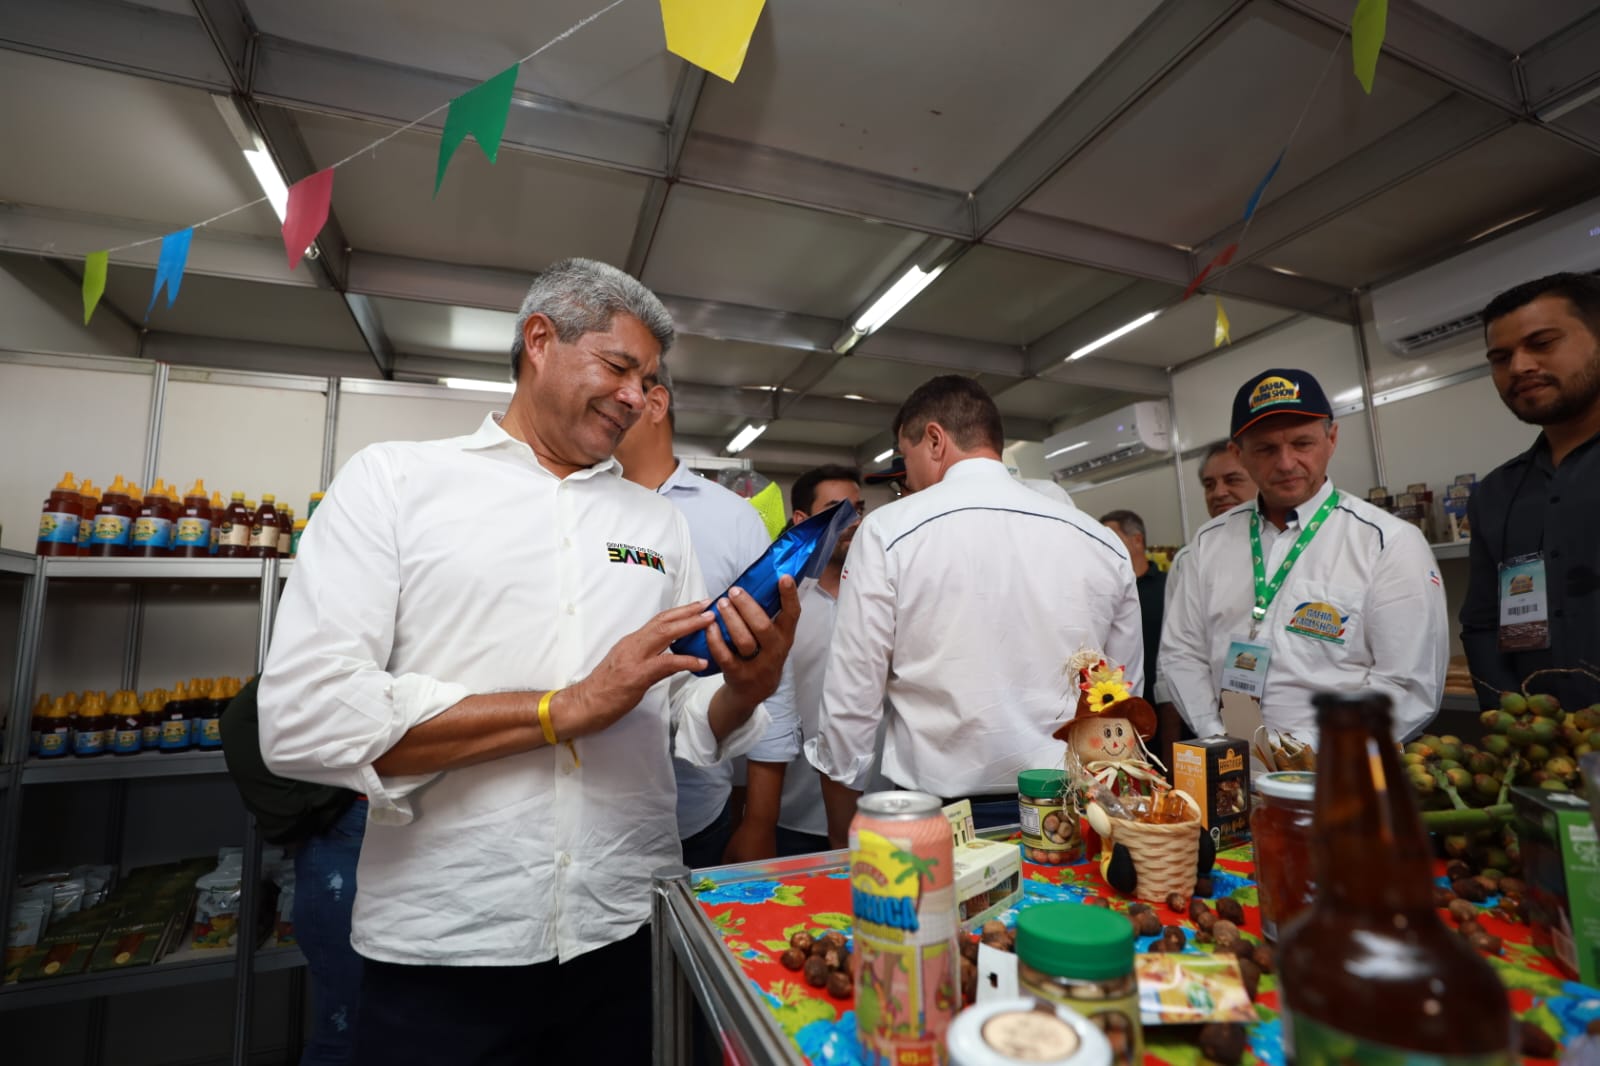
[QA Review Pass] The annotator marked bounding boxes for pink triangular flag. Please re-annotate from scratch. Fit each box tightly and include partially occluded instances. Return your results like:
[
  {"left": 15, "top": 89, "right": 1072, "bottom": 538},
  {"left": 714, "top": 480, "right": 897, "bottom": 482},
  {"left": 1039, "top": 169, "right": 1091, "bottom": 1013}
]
[{"left": 282, "top": 168, "right": 334, "bottom": 270}]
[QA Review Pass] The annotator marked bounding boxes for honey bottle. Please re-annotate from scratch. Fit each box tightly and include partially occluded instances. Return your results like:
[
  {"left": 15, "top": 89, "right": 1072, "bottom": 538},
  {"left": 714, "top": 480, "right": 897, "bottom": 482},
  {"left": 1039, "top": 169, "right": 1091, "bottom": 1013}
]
[
  {"left": 158, "top": 683, "right": 193, "bottom": 753},
  {"left": 29, "top": 693, "right": 52, "bottom": 757},
  {"left": 174, "top": 479, "right": 213, "bottom": 557},
  {"left": 75, "top": 480, "right": 98, "bottom": 556},
  {"left": 249, "top": 495, "right": 281, "bottom": 558},
  {"left": 218, "top": 493, "right": 252, "bottom": 558},
  {"left": 37, "top": 697, "right": 72, "bottom": 759},
  {"left": 307, "top": 491, "right": 325, "bottom": 519},
  {"left": 89, "top": 475, "right": 135, "bottom": 556},
  {"left": 36, "top": 471, "right": 84, "bottom": 557},
  {"left": 194, "top": 679, "right": 229, "bottom": 750},
  {"left": 290, "top": 518, "right": 307, "bottom": 557},
  {"left": 275, "top": 507, "right": 295, "bottom": 557},
  {"left": 71, "top": 691, "right": 109, "bottom": 757},
  {"left": 208, "top": 491, "right": 225, "bottom": 556},
  {"left": 131, "top": 481, "right": 174, "bottom": 557},
  {"left": 140, "top": 689, "right": 167, "bottom": 751},
  {"left": 111, "top": 691, "right": 144, "bottom": 756}
]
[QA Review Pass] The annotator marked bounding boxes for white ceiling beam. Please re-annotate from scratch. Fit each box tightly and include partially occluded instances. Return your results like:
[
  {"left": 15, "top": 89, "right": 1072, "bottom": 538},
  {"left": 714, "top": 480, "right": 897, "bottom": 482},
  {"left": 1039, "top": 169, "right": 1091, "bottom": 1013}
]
[
  {"left": 1271, "top": 0, "right": 1521, "bottom": 114},
  {"left": 854, "top": 328, "right": 1027, "bottom": 378},
  {"left": 677, "top": 435, "right": 859, "bottom": 471},
  {"left": 1522, "top": 9, "right": 1600, "bottom": 122},
  {"left": 0, "top": 0, "right": 232, "bottom": 90},
  {"left": 142, "top": 331, "right": 380, "bottom": 379},
  {"left": 1190, "top": 94, "right": 1512, "bottom": 280},
  {"left": 624, "top": 62, "right": 704, "bottom": 277},
  {"left": 971, "top": 0, "right": 1250, "bottom": 237}
]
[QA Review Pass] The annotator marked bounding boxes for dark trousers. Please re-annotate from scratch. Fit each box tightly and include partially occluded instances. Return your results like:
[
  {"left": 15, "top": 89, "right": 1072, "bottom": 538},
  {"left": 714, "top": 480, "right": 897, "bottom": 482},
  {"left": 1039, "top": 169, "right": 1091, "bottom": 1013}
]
[
  {"left": 294, "top": 798, "right": 368, "bottom": 1066},
  {"left": 352, "top": 926, "right": 652, "bottom": 1066},
  {"left": 775, "top": 825, "right": 832, "bottom": 857},
  {"left": 680, "top": 797, "right": 736, "bottom": 871}
]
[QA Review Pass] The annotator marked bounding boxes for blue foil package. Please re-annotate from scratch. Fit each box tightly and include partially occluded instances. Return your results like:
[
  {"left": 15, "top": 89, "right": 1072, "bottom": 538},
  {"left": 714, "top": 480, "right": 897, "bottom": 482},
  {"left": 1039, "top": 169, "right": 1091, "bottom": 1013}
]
[{"left": 671, "top": 498, "right": 859, "bottom": 676}]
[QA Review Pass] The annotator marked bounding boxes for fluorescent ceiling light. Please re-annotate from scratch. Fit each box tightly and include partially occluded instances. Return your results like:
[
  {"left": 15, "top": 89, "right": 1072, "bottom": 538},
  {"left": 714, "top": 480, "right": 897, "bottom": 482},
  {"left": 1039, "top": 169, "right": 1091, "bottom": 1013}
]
[
  {"left": 844, "top": 393, "right": 868, "bottom": 401},
  {"left": 726, "top": 423, "right": 767, "bottom": 454},
  {"left": 1044, "top": 440, "right": 1089, "bottom": 460},
  {"left": 1066, "top": 312, "right": 1159, "bottom": 362},
  {"left": 1268, "top": 265, "right": 1302, "bottom": 277},
  {"left": 440, "top": 377, "right": 515, "bottom": 394},
  {"left": 853, "top": 264, "right": 945, "bottom": 335},
  {"left": 242, "top": 148, "right": 289, "bottom": 223},
  {"left": 873, "top": 448, "right": 895, "bottom": 463},
  {"left": 1467, "top": 210, "right": 1539, "bottom": 244}
]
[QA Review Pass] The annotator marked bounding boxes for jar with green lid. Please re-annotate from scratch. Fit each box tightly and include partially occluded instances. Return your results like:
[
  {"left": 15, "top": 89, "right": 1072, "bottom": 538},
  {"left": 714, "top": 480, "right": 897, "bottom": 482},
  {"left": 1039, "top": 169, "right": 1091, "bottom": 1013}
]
[
  {"left": 1016, "top": 903, "right": 1141, "bottom": 1066},
  {"left": 1017, "top": 769, "right": 1082, "bottom": 866}
]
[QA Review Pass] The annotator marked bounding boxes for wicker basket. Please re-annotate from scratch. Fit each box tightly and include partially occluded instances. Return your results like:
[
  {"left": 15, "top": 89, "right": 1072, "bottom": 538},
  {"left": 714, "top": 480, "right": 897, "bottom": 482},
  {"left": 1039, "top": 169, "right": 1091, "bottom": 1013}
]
[{"left": 1104, "top": 814, "right": 1200, "bottom": 903}]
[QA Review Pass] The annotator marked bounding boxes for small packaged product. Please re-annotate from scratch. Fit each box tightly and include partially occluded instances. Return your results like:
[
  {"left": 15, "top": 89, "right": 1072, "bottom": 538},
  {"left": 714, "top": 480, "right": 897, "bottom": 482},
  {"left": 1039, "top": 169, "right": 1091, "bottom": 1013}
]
[
  {"left": 671, "top": 499, "right": 857, "bottom": 675},
  {"left": 5, "top": 896, "right": 51, "bottom": 981},
  {"left": 191, "top": 857, "right": 244, "bottom": 950}
]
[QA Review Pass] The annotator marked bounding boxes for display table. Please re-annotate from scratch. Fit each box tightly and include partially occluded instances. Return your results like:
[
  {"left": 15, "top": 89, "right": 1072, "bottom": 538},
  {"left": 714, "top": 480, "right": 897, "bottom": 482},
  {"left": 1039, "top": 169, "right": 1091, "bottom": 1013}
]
[{"left": 650, "top": 832, "right": 1600, "bottom": 1065}]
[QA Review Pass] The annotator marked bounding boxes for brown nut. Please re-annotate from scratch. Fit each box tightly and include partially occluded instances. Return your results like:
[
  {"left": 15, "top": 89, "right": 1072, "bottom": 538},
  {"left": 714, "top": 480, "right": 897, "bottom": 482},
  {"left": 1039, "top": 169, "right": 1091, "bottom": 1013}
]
[
  {"left": 960, "top": 937, "right": 980, "bottom": 964},
  {"left": 1127, "top": 902, "right": 1152, "bottom": 916},
  {"left": 826, "top": 970, "right": 853, "bottom": 999},
  {"left": 1083, "top": 896, "right": 1110, "bottom": 909},
  {"left": 789, "top": 931, "right": 815, "bottom": 953},
  {"left": 803, "top": 956, "right": 830, "bottom": 988},
  {"left": 779, "top": 948, "right": 805, "bottom": 971},
  {"left": 960, "top": 955, "right": 977, "bottom": 1002},
  {"left": 1519, "top": 1021, "right": 1558, "bottom": 1058},
  {"left": 1237, "top": 957, "right": 1262, "bottom": 1001},
  {"left": 1195, "top": 876, "right": 1215, "bottom": 898},
  {"left": 822, "top": 948, "right": 844, "bottom": 971},
  {"left": 1499, "top": 877, "right": 1526, "bottom": 900},
  {"left": 1226, "top": 939, "right": 1256, "bottom": 959},
  {"left": 1210, "top": 919, "right": 1242, "bottom": 952},
  {"left": 1215, "top": 897, "right": 1245, "bottom": 925},
  {"left": 1133, "top": 910, "right": 1164, "bottom": 938},
  {"left": 1160, "top": 925, "right": 1187, "bottom": 949},
  {"left": 1432, "top": 886, "right": 1458, "bottom": 909},
  {"left": 1445, "top": 859, "right": 1474, "bottom": 882},
  {"left": 1447, "top": 899, "right": 1480, "bottom": 925},
  {"left": 1452, "top": 877, "right": 1489, "bottom": 903},
  {"left": 1197, "top": 1022, "right": 1247, "bottom": 1065},
  {"left": 1188, "top": 897, "right": 1214, "bottom": 924},
  {"left": 1167, "top": 892, "right": 1189, "bottom": 914},
  {"left": 1469, "top": 932, "right": 1503, "bottom": 957},
  {"left": 1472, "top": 875, "right": 1501, "bottom": 898},
  {"left": 1194, "top": 907, "right": 1218, "bottom": 934},
  {"left": 821, "top": 930, "right": 847, "bottom": 951},
  {"left": 1250, "top": 943, "right": 1275, "bottom": 975},
  {"left": 981, "top": 920, "right": 1007, "bottom": 941}
]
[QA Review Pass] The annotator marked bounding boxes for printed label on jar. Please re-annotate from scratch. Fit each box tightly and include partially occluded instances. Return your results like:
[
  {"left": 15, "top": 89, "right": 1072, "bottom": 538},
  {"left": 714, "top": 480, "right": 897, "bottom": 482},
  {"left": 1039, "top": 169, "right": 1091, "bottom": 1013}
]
[
  {"left": 112, "top": 728, "right": 142, "bottom": 754},
  {"left": 39, "top": 731, "right": 68, "bottom": 756},
  {"left": 198, "top": 719, "right": 222, "bottom": 746},
  {"left": 73, "top": 728, "right": 106, "bottom": 756},
  {"left": 132, "top": 517, "right": 173, "bottom": 547},
  {"left": 174, "top": 517, "right": 211, "bottom": 546},
  {"left": 91, "top": 514, "right": 132, "bottom": 545},
  {"left": 38, "top": 511, "right": 80, "bottom": 544},
  {"left": 1028, "top": 980, "right": 1142, "bottom": 1066},
  {"left": 220, "top": 522, "right": 250, "bottom": 548},
  {"left": 249, "top": 525, "right": 277, "bottom": 550},
  {"left": 1286, "top": 1011, "right": 1515, "bottom": 1065},
  {"left": 78, "top": 520, "right": 93, "bottom": 546},
  {"left": 160, "top": 719, "right": 191, "bottom": 749},
  {"left": 141, "top": 723, "right": 161, "bottom": 749}
]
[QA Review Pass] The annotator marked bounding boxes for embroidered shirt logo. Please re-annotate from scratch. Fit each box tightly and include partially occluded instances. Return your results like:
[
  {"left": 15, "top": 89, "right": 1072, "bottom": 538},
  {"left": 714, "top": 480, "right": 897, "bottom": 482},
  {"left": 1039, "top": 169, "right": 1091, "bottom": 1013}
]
[
  {"left": 1285, "top": 600, "right": 1348, "bottom": 644},
  {"left": 607, "top": 541, "right": 665, "bottom": 572},
  {"left": 1248, "top": 375, "right": 1301, "bottom": 413}
]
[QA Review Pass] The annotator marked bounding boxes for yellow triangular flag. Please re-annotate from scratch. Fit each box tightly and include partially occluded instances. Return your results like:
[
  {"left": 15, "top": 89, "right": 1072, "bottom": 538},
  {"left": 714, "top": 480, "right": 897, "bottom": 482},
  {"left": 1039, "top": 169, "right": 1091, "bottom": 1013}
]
[
  {"left": 83, "top": 251, "right": 108, "bottom": 325},
  {"left": 1214, "top": 298, "right": 1232, "bottom": 348},
  {"left": 660, "top": 0, "right": 766, "bottom": 83},
  {"left": 748, "top": 480, "right": 786, "bottom": 541}
]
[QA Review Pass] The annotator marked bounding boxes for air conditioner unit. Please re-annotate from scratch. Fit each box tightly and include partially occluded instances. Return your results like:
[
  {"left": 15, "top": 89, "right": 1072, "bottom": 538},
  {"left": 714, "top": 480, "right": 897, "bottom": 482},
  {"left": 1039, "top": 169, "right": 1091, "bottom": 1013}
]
[
  {"left": 1371, "top": 197, "right": 1600, "bottom": 358},
  {"left": 1042, "top": 401, "right": 1170, "bottom": 480}
]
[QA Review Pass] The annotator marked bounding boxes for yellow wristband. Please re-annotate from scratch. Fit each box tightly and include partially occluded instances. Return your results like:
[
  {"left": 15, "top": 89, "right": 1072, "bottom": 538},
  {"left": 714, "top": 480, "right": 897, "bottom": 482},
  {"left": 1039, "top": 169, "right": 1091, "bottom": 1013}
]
[
  {"left": 538, "top": 689, "right": 560, "bottom": 746},
  {"left": 539, "top": 689, "right": 580, "bottom": 767}
]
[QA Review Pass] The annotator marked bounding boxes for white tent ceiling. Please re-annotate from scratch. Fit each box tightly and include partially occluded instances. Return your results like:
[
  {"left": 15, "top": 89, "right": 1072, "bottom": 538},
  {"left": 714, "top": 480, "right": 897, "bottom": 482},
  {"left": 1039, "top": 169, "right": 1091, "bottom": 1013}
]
[{"left": 3, "top": 0, "right": 1600, "bottom": 471}]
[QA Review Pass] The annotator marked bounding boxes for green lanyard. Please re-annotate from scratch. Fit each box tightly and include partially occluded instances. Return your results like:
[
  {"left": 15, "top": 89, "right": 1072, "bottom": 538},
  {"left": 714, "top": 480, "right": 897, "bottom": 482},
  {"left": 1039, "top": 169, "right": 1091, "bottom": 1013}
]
[{"left": 1249, "top": 490, "right": 1339, "bottom": 633}]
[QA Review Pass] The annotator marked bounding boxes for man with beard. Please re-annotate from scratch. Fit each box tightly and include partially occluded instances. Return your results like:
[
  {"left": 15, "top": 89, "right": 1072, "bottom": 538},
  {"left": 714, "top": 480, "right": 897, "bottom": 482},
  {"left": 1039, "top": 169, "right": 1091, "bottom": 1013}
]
[
  {"left": 1462, "top": 273, "right": 1600, "bottom": 712},
  {"left": 724, "top": 465, "right": 866, "bottom": 860}
]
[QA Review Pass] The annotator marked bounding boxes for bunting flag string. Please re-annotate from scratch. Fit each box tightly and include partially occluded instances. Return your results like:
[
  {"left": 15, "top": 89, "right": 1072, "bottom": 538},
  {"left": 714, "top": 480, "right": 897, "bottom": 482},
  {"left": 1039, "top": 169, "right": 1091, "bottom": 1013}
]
[
  {"left": 1351, "top": 0, "right": 1389, "bottom": 94},
  {"left": 434, "top": 65, "right": 520, "bottom": 196},
  {"left": 1214, "top": 297, "right": 1232, "bottom": 348},
  {"left": 146, "top": 229, "right": 193, "bottom": 318},
  {"left": 282, "top": 169, "right": 335, "bottom": 270},
  {"left": 82, "top": 251, "right": 108, "bottom": 326},
  {"left": 661, "top": 0, "right": 767, "bottom": 83}
]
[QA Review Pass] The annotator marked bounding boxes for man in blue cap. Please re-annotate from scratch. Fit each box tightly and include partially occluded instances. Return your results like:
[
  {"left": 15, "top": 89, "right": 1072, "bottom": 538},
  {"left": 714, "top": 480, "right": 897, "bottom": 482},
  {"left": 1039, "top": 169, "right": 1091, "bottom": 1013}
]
[{"left": 1159, "top": 368, "right": 1447, "bottom": 750}]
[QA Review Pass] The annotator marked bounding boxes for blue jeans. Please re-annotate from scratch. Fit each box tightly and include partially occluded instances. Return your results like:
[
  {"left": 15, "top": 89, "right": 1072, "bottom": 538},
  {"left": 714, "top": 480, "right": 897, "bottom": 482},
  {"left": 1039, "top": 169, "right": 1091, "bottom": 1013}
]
[{"left": 294, "top": 798, "right": 367, "bottom": 1066}]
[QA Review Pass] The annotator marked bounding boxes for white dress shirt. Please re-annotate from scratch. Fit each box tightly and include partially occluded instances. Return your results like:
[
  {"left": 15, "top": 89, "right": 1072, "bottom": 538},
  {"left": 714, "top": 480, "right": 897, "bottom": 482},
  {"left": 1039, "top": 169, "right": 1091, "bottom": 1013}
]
[
  {"left": 807, "top": 458, "right": 1144, "bottom": 796},
  {"left": 1158, "top": 478, "right": 1447, "bottom": 745},
  {"left": 749, "top": 579, "right": 836, "bottom": 837},
  {"left": 258, "top": 415, "right": 768, "bottom": 966},
  {"left": 654, "top": 460, "right": 773, "bottom": 838}
]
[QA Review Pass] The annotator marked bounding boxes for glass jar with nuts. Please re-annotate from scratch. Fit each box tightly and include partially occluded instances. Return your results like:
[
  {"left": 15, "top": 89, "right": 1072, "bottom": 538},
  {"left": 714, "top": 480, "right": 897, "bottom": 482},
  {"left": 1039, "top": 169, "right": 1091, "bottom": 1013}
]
[
  {"left": 1015, "top": 903, "right": 1141, "bottom": 1066},
  {"left": 1017, "top": 769, "right": 1083, "bottom": 866}
]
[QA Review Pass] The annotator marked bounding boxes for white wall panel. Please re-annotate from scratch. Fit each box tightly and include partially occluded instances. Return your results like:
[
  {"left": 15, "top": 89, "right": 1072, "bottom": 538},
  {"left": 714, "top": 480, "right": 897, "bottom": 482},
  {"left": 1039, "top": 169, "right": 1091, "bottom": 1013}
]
[
  {"left": 157, "top": 379, "right": 327, "bottom": 520},
  {"left": 1067, "top": 463, "right": 1184, "bottom": 546},
  {"left": 1373, "top": 367, "right": 1534, "bottom": 494},
  {"left": 0, "top": 359, "right": 153, "bottom": 553},
  {"left": 333, "top": 389, "right": 506, "bottom": 475},
  {"left": 0, "top": 259, "right": 138, "bottom": 358}
]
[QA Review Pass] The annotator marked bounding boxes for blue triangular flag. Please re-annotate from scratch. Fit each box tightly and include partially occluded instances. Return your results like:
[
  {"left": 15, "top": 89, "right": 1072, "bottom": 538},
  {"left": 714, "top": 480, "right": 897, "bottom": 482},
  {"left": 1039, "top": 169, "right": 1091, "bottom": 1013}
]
[
  {"left": 1243, "top": 149, "right": 1286, "bottom": 224},
  {"left": 147, "top": 228, "right": 194, "bottom": 317}
]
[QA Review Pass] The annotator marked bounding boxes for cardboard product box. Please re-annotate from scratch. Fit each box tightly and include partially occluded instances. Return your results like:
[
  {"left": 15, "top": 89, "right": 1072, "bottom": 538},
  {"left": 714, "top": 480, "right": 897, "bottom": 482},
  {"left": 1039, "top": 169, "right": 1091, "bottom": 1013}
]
[
  {"left": 19, "top": 903, "right": 114, "bottom": 981},
  {"left": 1366, "top": 486, "right": 1394, "bottom": 512},
  {"left": 1392, "top": 492, "right": 1429, "bottom": 541},
  {"left": 1172, "top": 737, "right": 1251, "bottom": 849},
  {"left": 87, "top": 913, "right": 175, "bottom": 972},
  {"left": 1443, "top": 485, "right": 1472, "bottom": 542},
  {"left": 1405, "top": 484, "right": 1437, "bottom": 542},
  {"left": 1513, "top": 786, "right": 1600, "bottom": 986},
  {"left": 943, "top": 800, "right": 1023, "bottom": 931}
]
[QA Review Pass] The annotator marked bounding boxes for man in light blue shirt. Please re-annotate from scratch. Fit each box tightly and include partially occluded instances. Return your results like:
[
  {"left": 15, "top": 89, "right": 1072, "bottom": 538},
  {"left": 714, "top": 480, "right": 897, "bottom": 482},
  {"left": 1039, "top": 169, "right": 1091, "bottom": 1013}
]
[{"left": 614, "top": 362, "right": 772, "bottom": 867}]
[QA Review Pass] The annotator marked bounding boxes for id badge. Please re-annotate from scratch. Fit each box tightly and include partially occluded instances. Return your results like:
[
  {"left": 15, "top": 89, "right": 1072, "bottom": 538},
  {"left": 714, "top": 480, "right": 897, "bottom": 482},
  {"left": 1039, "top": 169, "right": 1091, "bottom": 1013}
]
[
  {"left": 1498, "top": 553, "right": 1551, "bottom": 652},
  {"left": 1220, "top": 637, "right": 1271, "bottom": 698}
]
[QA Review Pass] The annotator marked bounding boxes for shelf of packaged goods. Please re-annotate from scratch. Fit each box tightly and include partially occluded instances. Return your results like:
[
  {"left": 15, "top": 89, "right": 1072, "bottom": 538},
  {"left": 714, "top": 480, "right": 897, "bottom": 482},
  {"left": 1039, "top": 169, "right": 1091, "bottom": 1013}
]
[
  {"left": 41, "top": 557, "right": 267, "bottom": 582},
  {"left": 0, "top": 951, "right": 235, "bottom": 1011},
  {"left": 0, "top": 549, "right": 37, "bottom": 576},
  {"left": 1430, "top": 541, "right": 1470, "bottom": 560},
  {"left": 20, "top": 749, "right": 228, "bottom": 784},
  {"left": 253, "top": 945, "right": 305, "bottom": 974}
]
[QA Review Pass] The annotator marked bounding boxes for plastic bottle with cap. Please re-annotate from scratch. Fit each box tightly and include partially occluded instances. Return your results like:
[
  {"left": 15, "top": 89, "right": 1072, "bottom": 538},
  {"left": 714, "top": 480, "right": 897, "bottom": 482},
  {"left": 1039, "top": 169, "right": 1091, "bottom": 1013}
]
[
  {"left": 290, "top": 518, "right": 308, "bottom": 557},
  {"left": 37, "top": 697, "right": 72, "bottom": 759},
  {"left": 29, "top": 693, "right": 52, "bottom": 756},
  {"left": 218, "top": 493, "right": 252, "bottom": 557},
  {"left": 36, "top": 471, "right": 84, "bottom": 557},
  {"left": 71, "top": 691, "right": 109, "bottom": 757},
  {"left": 208, "top": 490, "right": 225, "bottom": 555},
  {"left": 75, "top": 479, "right": 98, "bottom": 556},
  {"left": 140, "top": 689, "right": 168, "bottom": 751},
  {"left": 275, "top": 506, "right": 295, "bottom": 557},
  {"left": 88, "top": 475, "right": 135, "bottom": 556},
  {"left": 249, "top": 495, "right": 281, "bottom": 558},
  {"left": 307, "top": 491, "right": 325, "bottom": 518},
  {"left": 174, "top": 478, "right": 213, "bottom": 557},
  {"left": 131, "top": 481, "right": 174, "bottom": 557},
  {"left": 111, "top": 691, "right": 144, "bottom": 756}
]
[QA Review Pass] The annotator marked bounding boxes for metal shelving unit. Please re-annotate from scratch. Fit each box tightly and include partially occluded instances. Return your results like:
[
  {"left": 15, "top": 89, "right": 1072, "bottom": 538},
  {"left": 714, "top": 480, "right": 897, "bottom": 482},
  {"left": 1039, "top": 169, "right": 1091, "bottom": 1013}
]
[{"left": 0, "top": 554, "right": 303, "bottom": 1053}]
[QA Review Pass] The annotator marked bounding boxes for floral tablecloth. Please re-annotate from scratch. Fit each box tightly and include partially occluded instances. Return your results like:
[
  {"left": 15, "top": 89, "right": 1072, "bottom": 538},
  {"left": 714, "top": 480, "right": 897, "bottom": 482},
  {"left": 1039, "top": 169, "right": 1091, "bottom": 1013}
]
[{"left": 691, "top": 845, "right": 1600, "bottom": 1065}]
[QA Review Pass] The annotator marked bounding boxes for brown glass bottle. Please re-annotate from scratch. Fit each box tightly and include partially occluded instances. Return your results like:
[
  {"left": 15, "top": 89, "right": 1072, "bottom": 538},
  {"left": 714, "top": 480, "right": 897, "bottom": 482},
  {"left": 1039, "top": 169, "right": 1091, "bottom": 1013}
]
[
  {"left": 249, "top": 494, "right": 281, "bottom": 558},
  {"left": 1278, "top": 691, "right": 1515, "bottom": 1063},
  {"left": 217, "top": 492, "right": 252, "bottom": 558}
]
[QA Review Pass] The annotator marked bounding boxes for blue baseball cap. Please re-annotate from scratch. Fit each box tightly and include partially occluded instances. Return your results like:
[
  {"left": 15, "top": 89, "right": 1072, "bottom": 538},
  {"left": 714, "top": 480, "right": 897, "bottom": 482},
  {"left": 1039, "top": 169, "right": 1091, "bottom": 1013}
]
[{"left": 1230, "top": 368, "right": 1333, "bottom": 438}]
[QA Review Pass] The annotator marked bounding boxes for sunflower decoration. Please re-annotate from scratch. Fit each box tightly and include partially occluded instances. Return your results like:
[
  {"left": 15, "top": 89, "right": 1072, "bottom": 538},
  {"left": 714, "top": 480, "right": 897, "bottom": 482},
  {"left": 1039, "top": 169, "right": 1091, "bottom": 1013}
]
[{"left": 1080, "top": 660, "right": 1133, "bottom": 714}]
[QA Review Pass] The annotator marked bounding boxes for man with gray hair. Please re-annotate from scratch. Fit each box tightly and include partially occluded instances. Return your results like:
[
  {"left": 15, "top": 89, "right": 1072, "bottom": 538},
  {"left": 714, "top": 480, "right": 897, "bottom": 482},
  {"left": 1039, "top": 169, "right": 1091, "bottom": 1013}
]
[{"left": 259, "top": 257, "right": 796, "bottom": 1065}]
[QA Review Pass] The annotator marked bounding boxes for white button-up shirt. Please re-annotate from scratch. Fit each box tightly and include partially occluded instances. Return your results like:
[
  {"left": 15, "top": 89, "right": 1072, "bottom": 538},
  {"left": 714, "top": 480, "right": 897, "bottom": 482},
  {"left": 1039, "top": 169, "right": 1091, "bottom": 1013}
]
[
  {"left": 258, "top": 415, "right": 768, "bottom": 966},
  {"left": 807, "top": 458, "right": 1144, "bottom": 796},
  {"left": 1158, "top": 478, "right": 1447, "bottom": 744},
  {"left": 749, "top": 578, "right": 837, "bottom": 837},
  {"left": 654, "top": 461, "right": 773, "bottom": 837}
]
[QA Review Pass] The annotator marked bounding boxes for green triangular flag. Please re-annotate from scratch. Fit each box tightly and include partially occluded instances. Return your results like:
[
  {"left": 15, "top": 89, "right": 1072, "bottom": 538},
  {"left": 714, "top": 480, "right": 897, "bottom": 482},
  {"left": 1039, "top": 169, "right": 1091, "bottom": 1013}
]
[
  {"left": 82, "top": 251, "right": 108, "bottom": 325},
  {"left": 435, "top": 64, "right": 520, "bottom": 196},
  {"left": 1351, "top": 0, "right": 1387, "bottom": 94}
]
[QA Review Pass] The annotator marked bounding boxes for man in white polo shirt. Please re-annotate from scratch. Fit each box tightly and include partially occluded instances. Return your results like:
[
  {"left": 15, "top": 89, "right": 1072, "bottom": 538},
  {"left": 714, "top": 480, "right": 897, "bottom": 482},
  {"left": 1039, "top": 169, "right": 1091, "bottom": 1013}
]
[
  {"left": 258, "top": 258, "right": 794, "bottom": 1066},
  {"left": 808, "top": 375, "right": 1144, "bottom": 843},
  {"left": 1159, "top": 368, "right": 1447, "bottom": 748}
]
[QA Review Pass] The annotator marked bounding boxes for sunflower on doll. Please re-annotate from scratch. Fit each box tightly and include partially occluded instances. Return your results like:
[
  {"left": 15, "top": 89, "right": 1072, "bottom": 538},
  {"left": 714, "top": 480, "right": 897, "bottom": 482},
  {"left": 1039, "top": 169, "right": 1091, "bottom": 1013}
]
[{"left": 1053, "top": 649, "right": 1215, "bottom": 899}]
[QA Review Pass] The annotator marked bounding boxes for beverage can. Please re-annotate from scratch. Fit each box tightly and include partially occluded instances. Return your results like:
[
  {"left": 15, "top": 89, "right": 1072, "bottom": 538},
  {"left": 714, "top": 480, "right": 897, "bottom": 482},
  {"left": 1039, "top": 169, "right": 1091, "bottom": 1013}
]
[{"left": 850, "top": 790, "right": 960, "bottom": 1065}]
